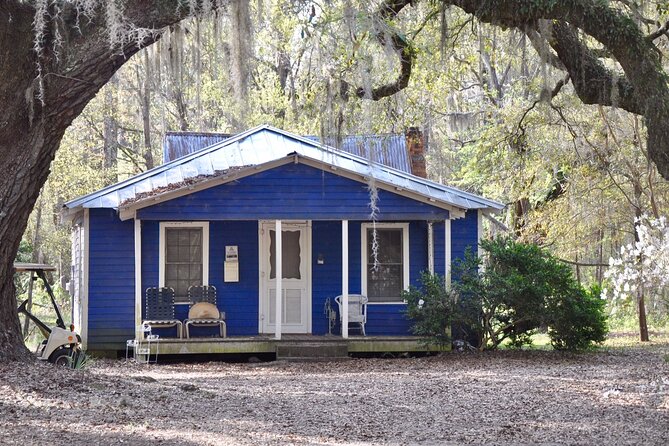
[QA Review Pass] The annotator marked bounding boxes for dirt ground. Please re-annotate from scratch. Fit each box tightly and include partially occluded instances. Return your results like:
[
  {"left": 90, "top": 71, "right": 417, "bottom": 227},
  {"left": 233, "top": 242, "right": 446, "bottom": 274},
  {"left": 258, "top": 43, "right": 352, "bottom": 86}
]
[{"left": 1, "top": 339, "right": 668, "bottom": 446}]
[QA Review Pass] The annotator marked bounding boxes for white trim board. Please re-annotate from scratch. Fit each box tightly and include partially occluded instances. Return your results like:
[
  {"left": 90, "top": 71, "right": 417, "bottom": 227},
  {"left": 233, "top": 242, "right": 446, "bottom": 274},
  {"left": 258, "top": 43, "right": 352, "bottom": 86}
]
[
  {"left": 134, "top": 219, "right": 142, "bottom": 340},
  {"left": 445, "top": 219, "right": 452, "bottom": 288},
  {"left": 81, "top": 209, "right": 90, "bottom": 350},
  {"left": 158, "top": 221, "right": 210, "bottom": 302},
  {"left": 360, "top": 222, "right": 410, "bottom": 304}
]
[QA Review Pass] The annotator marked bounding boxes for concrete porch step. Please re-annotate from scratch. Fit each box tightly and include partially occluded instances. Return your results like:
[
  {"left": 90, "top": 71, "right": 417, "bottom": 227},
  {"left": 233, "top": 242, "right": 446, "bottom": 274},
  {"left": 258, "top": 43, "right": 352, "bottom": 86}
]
[{"left": 275, "top": 341, "right": 349, "bottom": 360}]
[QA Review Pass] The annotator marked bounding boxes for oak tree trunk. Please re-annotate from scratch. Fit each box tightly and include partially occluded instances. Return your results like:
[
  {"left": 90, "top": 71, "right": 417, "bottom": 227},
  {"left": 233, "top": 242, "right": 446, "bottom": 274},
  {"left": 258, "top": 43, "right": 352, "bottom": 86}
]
[{"left": 0, "top": 1, "right": 213, "bottom": 361}]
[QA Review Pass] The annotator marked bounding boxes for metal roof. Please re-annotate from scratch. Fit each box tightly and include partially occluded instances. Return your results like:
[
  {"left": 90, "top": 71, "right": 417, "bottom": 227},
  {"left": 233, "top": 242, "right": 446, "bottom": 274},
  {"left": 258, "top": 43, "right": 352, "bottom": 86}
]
[
  {"left": 303, "top": 134, "right": 411, "bottom": 173},
  {"left": 163, "top": 131, "right": 232, "bottom": 164},
  {"left": 64, "top": 125, "right": 504, "bottom": 213},
  {"left": 163, "top": 131, "right": 412, "bottom": 173}
]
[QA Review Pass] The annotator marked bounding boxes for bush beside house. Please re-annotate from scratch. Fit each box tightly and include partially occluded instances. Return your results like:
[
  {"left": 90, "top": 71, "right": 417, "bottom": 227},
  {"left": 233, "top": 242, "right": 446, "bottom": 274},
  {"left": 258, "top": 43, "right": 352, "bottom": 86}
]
[{"left": 406, "top": 238, "right": 608, "bottom": 351}]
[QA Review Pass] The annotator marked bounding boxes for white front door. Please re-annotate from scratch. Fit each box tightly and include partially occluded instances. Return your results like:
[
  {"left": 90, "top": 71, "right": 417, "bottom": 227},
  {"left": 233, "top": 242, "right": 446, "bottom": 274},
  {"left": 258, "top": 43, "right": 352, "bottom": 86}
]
[{"left": 260, "top": 221, "right": 311, "bottom": 334}]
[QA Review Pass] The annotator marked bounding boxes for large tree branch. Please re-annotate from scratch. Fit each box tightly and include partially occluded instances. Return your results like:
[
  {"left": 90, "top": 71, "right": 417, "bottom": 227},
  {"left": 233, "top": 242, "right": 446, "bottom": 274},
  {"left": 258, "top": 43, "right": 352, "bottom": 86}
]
[
  {"left": 547, "top": 22, "right": 642, "bottom": 115},
  {"left": 647, "top": 19, "right": 669, "bottom": 41},
  {"left": 524, "top": 28, "right": 565, "bottom": 70},
  {"left": 354, "top": 0, "right": 415, "bottom": 100}
]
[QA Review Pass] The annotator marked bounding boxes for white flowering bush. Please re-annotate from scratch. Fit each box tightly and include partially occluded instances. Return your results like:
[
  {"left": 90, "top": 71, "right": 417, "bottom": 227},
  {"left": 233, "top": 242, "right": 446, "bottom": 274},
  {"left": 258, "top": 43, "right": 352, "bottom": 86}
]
[{"left": 604, "top": 216, "right": 669, "bottom": 318}]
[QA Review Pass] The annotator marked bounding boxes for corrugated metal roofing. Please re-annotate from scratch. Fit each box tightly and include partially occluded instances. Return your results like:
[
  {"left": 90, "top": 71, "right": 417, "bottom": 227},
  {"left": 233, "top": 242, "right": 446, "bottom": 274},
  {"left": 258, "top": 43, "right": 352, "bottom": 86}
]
[
  {"left": 163, "top": 131, "right": 232, "bottom": 164},
  {"left": 164, "top": 131, "right": 412, "bottom": 173},
  {"left": 304, "top": 134, "right": 411, "bottom": 172},
  {"left": 64, "top": 125, "right": 504, "bottom": 212}
]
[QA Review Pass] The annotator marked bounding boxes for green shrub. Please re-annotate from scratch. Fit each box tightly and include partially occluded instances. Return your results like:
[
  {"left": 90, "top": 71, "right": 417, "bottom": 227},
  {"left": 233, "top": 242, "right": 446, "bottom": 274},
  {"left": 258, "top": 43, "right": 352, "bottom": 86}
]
[
  {"left": 548, "top": 284, "right": 608, "bottom": 350},
  {"left": 403, "top": 272, "right": 457, "bottom": 348},
  {"left": 69, "top": 350, "right": 93, "bottom": 369},
  {"left": 507, "top": 331, "right": 536, "bottom": 349},
  {"left": 456, "top": 237, "right": 608, "bottom": 351},
  {"left": 404, "top": 238, "right": 608, "bottom": 351}
]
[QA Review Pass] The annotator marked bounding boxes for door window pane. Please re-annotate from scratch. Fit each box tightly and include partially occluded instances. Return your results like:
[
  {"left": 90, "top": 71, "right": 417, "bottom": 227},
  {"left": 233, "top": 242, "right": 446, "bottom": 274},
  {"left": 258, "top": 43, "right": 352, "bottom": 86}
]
[
  {"left": 269, "top": 230, "right": 301, "bottom": 279},
  {"left": 366, "top": 228, "right": 404, "bottom": 302}
]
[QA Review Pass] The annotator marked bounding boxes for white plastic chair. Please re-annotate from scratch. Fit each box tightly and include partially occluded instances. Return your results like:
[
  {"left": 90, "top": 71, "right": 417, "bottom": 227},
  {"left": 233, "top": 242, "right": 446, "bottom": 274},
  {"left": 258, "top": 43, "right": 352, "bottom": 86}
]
[{"left": 334, "top": 294, "right": 368, "bottom": 336}]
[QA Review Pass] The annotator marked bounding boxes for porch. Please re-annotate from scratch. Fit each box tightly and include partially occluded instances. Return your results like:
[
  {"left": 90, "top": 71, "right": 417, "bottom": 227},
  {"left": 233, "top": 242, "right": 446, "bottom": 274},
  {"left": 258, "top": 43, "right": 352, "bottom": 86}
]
[
  {"left": 139, "top": 334, "right": 446, "bottom": 357},
  {"left": 132, "top": 217, "right": 456, "bottom": 344}
]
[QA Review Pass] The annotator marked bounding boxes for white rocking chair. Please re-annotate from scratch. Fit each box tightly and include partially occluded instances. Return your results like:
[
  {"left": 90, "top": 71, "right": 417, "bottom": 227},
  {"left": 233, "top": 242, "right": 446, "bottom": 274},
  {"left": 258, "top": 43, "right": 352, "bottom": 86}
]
[{"left": 335, "top": 294, "right": 368, "bottom": 336}]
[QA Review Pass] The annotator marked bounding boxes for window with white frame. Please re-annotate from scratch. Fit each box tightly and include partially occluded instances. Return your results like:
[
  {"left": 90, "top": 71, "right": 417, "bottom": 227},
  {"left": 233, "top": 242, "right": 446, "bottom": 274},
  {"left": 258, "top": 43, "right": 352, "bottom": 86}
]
[
  {"left": 362, "top": 223, "right": 409, "bottom": 303},
  {"left": 160, "top": 222, "right": 209, "bottom": 303}
]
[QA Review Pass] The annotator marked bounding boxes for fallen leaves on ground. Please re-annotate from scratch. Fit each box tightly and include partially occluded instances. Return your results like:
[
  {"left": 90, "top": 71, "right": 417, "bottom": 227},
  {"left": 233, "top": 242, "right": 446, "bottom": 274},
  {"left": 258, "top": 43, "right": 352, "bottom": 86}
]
[{"left": 0, "top": 340, "right": 668, "bottom": 445}]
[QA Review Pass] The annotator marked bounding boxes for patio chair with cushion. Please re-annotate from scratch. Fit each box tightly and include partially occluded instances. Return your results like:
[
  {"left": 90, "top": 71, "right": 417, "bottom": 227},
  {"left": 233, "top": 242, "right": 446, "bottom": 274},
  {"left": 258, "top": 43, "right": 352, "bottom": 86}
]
[
  {"left": 335, "top": 294, "right": 368, "bottom": 336},
  {"left": 143, "top": 287, "right": 182, "bottom": 338},
  {"left": 183, "top": 285, "right": 226, "bottom": 338}
]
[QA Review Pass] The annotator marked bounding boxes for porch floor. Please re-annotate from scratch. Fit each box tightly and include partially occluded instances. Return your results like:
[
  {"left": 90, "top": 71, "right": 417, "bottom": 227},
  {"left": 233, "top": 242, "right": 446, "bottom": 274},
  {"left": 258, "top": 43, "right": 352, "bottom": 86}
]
[{"left": 141, "top": 334, "right": 445, "bottom": 356}]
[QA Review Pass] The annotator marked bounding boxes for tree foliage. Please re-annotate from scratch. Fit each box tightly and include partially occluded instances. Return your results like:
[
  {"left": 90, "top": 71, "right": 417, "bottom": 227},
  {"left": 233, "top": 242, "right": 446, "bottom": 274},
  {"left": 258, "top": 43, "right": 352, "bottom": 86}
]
[{"left": 403, "top": 272, "right": 457, "bottom": 348}]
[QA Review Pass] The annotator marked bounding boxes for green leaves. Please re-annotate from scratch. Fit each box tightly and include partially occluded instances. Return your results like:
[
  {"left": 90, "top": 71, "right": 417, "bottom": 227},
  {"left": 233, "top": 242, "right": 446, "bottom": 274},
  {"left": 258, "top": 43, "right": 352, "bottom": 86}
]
[
  {"left": 456, "top": 237, "right": 608, "bottom": 350},
  {"left": 548, "top": 284, "right": 608, "bottom": 350},
  {"left": 403, "top": 272, "right": 458, "bottom": 348}
]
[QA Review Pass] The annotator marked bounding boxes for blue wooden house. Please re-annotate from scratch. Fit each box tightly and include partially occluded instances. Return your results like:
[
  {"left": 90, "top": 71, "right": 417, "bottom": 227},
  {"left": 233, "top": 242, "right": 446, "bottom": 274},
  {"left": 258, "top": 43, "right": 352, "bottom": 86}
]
[{"left": 63, "top": 125, "right": 503, "bottom": 356}]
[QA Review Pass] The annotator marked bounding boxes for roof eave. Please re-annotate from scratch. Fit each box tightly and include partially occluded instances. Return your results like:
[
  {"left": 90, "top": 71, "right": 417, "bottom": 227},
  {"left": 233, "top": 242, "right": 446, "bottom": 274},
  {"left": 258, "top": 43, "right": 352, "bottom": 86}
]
[
  {"left": 64, "top": 124, "right": 274, "bottom": 210},
  {"left": 295, "top": 155, "right": 467, "bottom": 219}
]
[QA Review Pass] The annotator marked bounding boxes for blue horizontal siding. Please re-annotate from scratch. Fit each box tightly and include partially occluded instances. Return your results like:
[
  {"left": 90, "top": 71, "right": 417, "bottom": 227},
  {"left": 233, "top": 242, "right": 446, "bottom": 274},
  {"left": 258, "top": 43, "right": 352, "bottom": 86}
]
[
  {"left": 365, "top": 305, "right": 410, "bottom": 335},
  {"left": 312, "top": 221, "right": 342, "bottom": 335},
  {"left": 137, "top": 163, "right": 450, "bottom": 221},
  {"left": 409, "top": 221, "right": 429, "bottom": 285},
  {"left": 87, "top": 207, "right": 135, "bottom": 349},
  {"left": 141, "top": 220, "right": 260, "bottom": 338},
  {"left": 312, "top": 220, "right": 433, "bottom": 336},
  {"left": 452, "top": 210, "right": 479, "bottom": 279},
  {"left": 433, "top": 221, "right": 446, "bottom": 278},
  {"left": 210, "top": 221, "right": 259, "bottom": 335}
]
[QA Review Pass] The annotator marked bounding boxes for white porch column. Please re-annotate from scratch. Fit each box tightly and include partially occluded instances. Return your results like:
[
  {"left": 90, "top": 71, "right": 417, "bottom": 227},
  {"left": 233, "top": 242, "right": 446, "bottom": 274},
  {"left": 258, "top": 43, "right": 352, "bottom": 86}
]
[
  {"left": 275, "top": 219, "right": 282, "bottom": 340},
  {"left": 427, "top": 222, "right": 434, "bottom": 274},
  {"left": 477, "top": 210, "right": 484, "bottom": 263},
  {"left": 134, "top": 218, "right": 142, "bottom": 340},
  {"left": 444, "top": 219, "right": 452, "bottom": 288},
  {"left": 341, "top": 220, "right": 349, "bottom": 339}
]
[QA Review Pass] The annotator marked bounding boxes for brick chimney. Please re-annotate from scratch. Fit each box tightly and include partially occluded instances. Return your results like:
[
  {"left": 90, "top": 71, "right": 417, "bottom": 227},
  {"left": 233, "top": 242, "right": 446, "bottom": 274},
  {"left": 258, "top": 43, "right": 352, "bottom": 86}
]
[{"left": 405, "top": 127, "right": 427, "bottom": 178}]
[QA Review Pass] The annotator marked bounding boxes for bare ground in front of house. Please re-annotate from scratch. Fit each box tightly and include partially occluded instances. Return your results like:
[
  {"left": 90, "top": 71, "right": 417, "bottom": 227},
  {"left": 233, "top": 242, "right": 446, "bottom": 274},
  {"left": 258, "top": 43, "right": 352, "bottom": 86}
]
[{"left": 1, "top": 338, "right": 668, "bottom": 446}]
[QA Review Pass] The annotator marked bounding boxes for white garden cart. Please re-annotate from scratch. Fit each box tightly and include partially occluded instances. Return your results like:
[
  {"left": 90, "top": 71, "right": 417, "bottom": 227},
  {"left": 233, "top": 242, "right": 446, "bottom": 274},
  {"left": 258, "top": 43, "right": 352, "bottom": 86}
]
[{"left": 15, "top": 263, "right": 82, "bottom": 366}]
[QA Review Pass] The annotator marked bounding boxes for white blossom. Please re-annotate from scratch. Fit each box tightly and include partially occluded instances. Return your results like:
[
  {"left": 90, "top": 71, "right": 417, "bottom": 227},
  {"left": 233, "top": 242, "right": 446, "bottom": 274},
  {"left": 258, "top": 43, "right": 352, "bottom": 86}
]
[{"left": 604, "top": 216, "right": 669, "bottom": 308}]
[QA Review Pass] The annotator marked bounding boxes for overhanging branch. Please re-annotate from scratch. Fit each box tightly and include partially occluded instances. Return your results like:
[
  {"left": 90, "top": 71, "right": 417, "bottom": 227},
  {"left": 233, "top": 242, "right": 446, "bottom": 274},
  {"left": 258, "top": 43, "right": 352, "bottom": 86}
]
[
  {"left": 548, "top": 22, "right": 642, "bottom": 115},
  {"left": 355, "top": 0, "right": 415, "bottom": 100},
  {"left": 647, "top": 19, "right": 669, "bottom": 41}
]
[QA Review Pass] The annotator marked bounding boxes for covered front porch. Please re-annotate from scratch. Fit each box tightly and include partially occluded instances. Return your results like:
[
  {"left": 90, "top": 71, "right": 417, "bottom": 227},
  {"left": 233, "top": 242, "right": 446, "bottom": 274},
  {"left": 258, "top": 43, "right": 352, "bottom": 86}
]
[{"left": 131, "top": 215, "right": 457, "bottom": 347}]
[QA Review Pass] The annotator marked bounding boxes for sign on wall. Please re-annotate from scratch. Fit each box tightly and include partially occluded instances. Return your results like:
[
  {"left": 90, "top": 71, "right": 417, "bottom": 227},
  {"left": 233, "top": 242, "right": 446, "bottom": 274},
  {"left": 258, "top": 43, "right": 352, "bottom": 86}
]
[{"left": 224, "top": 245, "right": 239, "bottom": 282}]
